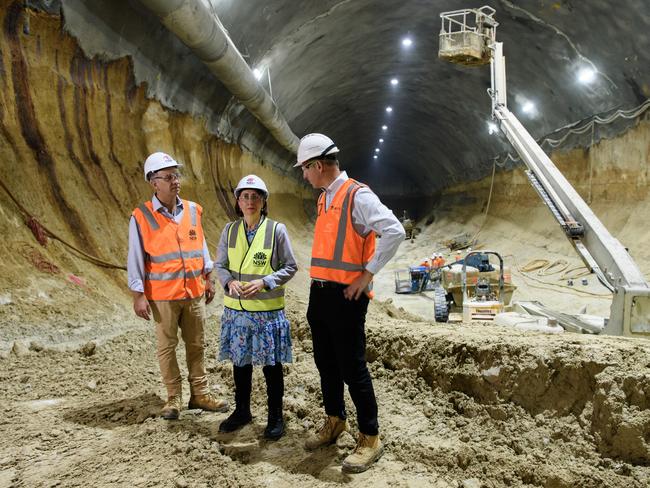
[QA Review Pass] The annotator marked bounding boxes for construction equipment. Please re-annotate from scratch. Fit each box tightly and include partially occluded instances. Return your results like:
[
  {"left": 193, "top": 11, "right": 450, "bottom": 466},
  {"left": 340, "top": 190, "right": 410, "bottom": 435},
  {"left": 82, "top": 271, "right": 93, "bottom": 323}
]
[
  {"left": 394, "top": 266, "right": 434, "bottom": 294},
  {"left": 438, "top": 7, "right": 650, "bottom": 337},
  {"left": 461, "top": 251, "right": 506, "bottom": 321},
  {"left": 433, "top": 250, "right": 515, "bottom": 322},
  {"left": 400, "top": 211, "right": 419, "bottom": 240}
]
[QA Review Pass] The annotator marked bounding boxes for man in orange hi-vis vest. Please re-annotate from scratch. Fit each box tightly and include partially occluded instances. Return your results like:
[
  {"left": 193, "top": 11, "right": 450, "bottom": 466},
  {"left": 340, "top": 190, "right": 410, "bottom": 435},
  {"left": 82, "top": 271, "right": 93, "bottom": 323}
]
[
  {"left": 127, "top": 152, "right": 228, "bottom": 421},
  {"left": 294, "top": 134, "right": 405, "bottom": 473}
]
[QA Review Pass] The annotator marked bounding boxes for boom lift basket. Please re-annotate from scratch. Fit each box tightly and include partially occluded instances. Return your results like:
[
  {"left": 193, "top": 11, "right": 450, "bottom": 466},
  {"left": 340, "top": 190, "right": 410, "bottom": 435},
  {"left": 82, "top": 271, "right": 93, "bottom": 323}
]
[{"left": 438, "top": 6, "right": 497, "bottom": 66}]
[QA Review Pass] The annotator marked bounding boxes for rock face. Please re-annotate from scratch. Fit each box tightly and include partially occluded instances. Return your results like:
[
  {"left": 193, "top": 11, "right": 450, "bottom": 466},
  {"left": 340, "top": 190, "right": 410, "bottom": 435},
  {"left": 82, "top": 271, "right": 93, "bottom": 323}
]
[{"left": 0, "top": 2, "right": 311, "bottom": 337}]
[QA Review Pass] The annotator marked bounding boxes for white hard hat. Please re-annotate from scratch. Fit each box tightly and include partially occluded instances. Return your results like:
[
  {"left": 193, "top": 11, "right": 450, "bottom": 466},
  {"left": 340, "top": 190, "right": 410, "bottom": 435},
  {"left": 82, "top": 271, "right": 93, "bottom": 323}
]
[
  {"left": 294, "top": 133, "right": 339, "bottom": 167},
  {"left": 144, "top": 152, "right": 179, "bottom": 181},
  {"left": 234, "top": 174, "right": 268, "bottom": 198}
]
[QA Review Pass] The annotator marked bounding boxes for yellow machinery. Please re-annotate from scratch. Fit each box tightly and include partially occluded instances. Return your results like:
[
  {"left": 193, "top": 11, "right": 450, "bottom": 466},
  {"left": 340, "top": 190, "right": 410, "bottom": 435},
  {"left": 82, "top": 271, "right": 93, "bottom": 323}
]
[{"left": 434, "top": 251, "right": 515, "bottom": 322}]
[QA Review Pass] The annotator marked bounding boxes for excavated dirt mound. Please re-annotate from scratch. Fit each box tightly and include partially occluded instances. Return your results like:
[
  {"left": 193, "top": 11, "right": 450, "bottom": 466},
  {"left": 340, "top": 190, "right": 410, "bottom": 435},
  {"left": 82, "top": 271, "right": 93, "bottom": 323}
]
[{"left": 2, "top": 291, "right": 650, "bottom": 487}]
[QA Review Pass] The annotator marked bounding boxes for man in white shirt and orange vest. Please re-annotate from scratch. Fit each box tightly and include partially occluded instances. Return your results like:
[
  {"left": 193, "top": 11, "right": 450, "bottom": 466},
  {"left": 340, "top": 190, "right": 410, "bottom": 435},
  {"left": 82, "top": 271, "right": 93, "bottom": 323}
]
[
  {"left": 127, "top": 152, "right": 228, "bottom": 420},
  {"left": 295, "top": 134, "right": 405, "bottom": 473}
]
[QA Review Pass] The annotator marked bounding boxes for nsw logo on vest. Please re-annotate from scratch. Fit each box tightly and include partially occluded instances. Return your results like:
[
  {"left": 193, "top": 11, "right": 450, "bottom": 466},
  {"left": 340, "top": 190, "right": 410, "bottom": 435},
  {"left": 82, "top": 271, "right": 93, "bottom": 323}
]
[
  {"left": 189, "top": 229, "right": 197, "bottom": 240},
  {"left": 252, "top": 251, "right": 268, "bottom": 266}
]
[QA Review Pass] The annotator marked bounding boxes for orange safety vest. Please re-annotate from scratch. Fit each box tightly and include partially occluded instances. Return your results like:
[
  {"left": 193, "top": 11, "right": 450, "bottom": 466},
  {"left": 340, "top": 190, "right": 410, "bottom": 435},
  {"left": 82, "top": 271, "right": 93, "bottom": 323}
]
[
  {"left": 310, "top": 178, "right": 376, "bottom": 286},
  {"left": 132, "top": 199, "right": 206, "bottom": 301}
]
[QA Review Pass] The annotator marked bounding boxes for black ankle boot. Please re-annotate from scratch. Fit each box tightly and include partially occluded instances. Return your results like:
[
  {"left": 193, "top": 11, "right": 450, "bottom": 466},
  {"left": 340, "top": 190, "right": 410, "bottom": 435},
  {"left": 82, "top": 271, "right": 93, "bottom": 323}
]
[
  {"left": 218, "top": 407, "right": 252, "bottom": 433},
  {"left": 264, "top": 406, "right": 284, "bottom": 440},
  {"left": 262, "top": 364, "right": 284, "bottom": 440},
  {"left": 219, "top": 365, "right": 253, "bottom": 433}
]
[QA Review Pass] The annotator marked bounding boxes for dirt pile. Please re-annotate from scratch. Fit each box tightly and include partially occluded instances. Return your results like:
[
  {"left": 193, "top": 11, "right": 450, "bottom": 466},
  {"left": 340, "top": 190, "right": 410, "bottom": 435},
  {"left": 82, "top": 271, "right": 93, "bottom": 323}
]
[{"left": 2, "top": 297, "right": 650, "bottom": 487}]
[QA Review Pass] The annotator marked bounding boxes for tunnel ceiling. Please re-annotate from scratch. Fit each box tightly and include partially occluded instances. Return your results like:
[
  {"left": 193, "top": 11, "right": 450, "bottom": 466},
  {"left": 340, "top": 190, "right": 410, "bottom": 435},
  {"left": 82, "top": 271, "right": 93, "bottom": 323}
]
[
  {"left": 215, "top": 0, "right": 650, "bottom": 194},
  {"left": 59, "top": 0, "right": 650, "bottom": 196}
]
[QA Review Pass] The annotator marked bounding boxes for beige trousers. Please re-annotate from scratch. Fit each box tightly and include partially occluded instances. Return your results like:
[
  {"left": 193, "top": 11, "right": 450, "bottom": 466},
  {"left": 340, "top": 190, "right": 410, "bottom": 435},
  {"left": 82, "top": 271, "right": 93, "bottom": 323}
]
[{"left": 150, "top": 298, "right": 209, "bottom": 398}]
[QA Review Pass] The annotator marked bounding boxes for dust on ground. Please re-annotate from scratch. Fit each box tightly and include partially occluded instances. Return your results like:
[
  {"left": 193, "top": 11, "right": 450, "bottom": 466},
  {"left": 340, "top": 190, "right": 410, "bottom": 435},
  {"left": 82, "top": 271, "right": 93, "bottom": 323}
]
[
  {"left": 2, "top": 257, "right": 650, "bottom": 488},
  {"left": 2, "top": 199, "right": 650, "bottom": 487}
]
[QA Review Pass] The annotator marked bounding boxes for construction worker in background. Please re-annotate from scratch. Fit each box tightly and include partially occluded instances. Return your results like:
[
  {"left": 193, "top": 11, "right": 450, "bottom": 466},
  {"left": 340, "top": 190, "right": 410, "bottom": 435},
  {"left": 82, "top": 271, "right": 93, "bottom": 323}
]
[
  {"left": 420, "top": 259, "right": 430, "bottom": 269},
  {"left": 295, "top": 133, "right": 405, "bottom": 473},
  {"left": 436, "top": 253, "right": 446, "bottom": 268},
  {"left": 455, "top": 250, "right": 463, "bottom": 261},
  {"left": 128, "top": 152, "right": 229, "bottom": 420}
]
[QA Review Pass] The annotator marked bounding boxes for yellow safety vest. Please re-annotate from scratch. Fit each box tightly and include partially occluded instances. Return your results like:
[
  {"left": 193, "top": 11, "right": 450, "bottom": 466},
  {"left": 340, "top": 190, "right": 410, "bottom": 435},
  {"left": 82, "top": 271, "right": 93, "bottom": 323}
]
[{"left": 224, "top": 217, "right": 285, "bottom": 311}]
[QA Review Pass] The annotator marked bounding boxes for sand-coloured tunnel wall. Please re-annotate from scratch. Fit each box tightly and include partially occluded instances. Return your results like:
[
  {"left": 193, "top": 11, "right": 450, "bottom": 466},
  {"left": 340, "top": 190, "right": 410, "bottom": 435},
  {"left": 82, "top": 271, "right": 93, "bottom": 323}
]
[{"left": 0, "top": 3, "right": 311, "bottom": 342}]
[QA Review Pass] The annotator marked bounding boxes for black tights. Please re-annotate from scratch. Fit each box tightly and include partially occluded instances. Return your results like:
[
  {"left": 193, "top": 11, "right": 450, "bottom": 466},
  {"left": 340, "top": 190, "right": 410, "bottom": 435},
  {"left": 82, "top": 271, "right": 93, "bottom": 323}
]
[{"left": 232, "top": 363, "right": 284, "bottom": 410}]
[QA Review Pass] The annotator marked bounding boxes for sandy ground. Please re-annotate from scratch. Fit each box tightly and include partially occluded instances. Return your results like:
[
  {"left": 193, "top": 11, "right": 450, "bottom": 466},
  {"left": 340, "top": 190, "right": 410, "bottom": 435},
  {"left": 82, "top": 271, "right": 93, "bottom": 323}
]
[{"left": 2, "top": 208, "right": 650, "bottom": 488}]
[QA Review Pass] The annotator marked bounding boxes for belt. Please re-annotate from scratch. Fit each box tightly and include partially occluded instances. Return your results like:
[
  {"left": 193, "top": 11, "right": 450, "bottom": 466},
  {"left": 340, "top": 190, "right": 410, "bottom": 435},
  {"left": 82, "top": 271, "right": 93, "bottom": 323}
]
[{"left": 311, "top": 279, "right": 346, "bottom": 289}]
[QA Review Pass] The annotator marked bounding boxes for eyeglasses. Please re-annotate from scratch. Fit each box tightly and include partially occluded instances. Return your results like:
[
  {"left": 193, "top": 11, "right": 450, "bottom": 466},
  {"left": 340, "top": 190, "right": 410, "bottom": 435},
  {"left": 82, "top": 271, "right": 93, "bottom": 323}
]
[
  {"left": 238, "top": 194, "right": 263, "bottom": 202},
  {"left": 301, "top": 161, "right": 316, "bottom": 171},
  {"left": 152, "top": 173, "right": 181, "bottom": 182}
]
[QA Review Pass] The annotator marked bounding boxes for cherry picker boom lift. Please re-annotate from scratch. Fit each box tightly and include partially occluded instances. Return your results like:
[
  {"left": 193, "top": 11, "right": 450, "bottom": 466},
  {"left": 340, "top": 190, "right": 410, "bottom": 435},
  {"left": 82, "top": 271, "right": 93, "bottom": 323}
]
[{"left": 438, "top": 6, "right": 650, "bottom": 337}]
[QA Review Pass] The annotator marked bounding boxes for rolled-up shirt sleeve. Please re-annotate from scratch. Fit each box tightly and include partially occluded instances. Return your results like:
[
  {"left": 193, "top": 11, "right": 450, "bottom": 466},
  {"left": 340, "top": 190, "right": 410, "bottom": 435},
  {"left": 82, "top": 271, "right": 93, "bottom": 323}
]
[
  {"left": 127, "top": 216, "right": 146, "bottom": 293},
  {"left": 264, "top": 223, "right": 298, "bottom": 290},
  {"left": 352, "top": 188, "right": 406, "bottom": 275}
]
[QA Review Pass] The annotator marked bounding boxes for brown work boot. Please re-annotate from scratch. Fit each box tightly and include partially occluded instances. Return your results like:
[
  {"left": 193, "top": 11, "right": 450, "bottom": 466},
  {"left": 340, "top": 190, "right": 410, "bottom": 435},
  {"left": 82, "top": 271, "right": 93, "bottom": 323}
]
[
  {"left": 304, "top": 415, "right": 348, "bottom": 451},
  {"left": 341, "top": 433, "right": 384, "bottom": 473},
  {"left": 161, "top": 395, "right": 183, "bottom": 420},
  {"left": 188, "top": 393, "right": 229, "bottom": 413}
]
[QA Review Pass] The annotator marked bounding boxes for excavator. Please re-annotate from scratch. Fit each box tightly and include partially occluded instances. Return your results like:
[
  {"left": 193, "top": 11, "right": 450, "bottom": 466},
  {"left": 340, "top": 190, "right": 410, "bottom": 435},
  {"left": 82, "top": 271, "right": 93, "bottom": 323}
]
[{"left": 438, "top": 6, "right": 650, "bottom": 337}]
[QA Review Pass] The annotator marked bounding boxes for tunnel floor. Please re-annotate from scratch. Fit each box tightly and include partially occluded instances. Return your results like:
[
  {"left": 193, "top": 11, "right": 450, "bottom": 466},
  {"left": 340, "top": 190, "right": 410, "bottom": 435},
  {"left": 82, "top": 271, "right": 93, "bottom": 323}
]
[{"left": 2, "top": 206, "right": 650, "bottom": 487}]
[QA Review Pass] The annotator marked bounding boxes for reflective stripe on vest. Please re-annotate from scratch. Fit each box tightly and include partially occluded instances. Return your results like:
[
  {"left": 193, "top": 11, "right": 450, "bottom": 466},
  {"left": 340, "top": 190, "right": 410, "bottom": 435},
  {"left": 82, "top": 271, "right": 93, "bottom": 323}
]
[
  {"left": 132, "top": 199, "right": 206, "bottom": 301},
  {"left": 310, "top": 178, "right": 376, "bottom": 285},
  {"left": 224, "top": 217, "right": 285, "bottom": 311}
]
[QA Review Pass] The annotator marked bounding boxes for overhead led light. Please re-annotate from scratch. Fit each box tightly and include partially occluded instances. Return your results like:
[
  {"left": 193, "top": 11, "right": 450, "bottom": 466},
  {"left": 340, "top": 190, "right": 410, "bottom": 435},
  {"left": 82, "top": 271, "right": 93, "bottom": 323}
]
[
  {"left": 521, "top": 101, "right": 535, "bottom": 114},
  {"left": 373, "top": 155, "right": 378, "bottom": 159},
  {"left": 385, "top": 106, "right": 393, "bottom": 113},
  {"left": 402, "top": 37, "right": 413, "bottom": 47},
  {"left": 578, "top": 67, "right": 596, "bottom": 84},
  {"left": 488, "top": 122, "right": 498, "bottom": 135},
  {"left": 382, "top": 125, "right": 388, "bottom": 130},
  {"left": 253, "top": 68, "right": 263, "bottom": 80},
  {"left": 375, "top": 148, "right": 380, "bottom": 153},
  {"left": 390, "top": 78, "right": 399, "bottom": 86},
  {"left": 379, "top": 138, "right": 384, "bottom": 143}
]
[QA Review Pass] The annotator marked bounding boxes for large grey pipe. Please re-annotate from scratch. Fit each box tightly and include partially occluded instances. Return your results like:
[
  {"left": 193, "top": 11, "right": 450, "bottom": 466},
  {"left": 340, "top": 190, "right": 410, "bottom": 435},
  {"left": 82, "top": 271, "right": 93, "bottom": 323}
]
[{"left": 138, "top": 0, "right": 299, "bottom": 153}]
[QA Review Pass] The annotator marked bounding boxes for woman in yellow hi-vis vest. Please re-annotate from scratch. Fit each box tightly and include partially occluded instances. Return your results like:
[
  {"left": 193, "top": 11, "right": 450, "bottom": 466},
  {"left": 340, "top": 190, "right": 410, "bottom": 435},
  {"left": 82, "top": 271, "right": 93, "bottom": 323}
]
[{"left": 214, "top": 175, "right": 297, "bottom": 440}]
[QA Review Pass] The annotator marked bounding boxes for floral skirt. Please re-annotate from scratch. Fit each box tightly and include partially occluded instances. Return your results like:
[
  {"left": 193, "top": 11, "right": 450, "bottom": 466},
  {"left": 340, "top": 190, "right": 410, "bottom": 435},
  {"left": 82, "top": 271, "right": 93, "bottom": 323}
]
[{"left": 219, "top": 307, "right": 292, "bottom": 366}]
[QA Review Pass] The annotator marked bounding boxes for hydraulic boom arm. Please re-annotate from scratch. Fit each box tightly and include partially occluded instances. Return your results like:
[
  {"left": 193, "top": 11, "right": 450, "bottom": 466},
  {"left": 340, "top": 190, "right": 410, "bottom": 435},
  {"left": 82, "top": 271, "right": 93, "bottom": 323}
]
[{"left": 439, "top": 7, "right": 650, "bottom": 337}]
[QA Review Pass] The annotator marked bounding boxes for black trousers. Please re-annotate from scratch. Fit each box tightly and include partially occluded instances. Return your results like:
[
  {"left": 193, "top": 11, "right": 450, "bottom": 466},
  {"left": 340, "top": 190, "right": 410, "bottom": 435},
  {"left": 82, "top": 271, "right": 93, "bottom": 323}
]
[{"left": 306, "top": 283, "right": 379, "bottom": 435}]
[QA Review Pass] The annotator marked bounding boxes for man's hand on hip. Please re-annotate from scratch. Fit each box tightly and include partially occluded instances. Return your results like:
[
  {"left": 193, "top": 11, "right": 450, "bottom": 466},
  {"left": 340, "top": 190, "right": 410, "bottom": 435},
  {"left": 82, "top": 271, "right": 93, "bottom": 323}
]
[
  {"left": 343, "top": 271, "right": 373, "bottom": 300},
  {"left": 133, "top": 292, "right": 151, "bottom": 320}
]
